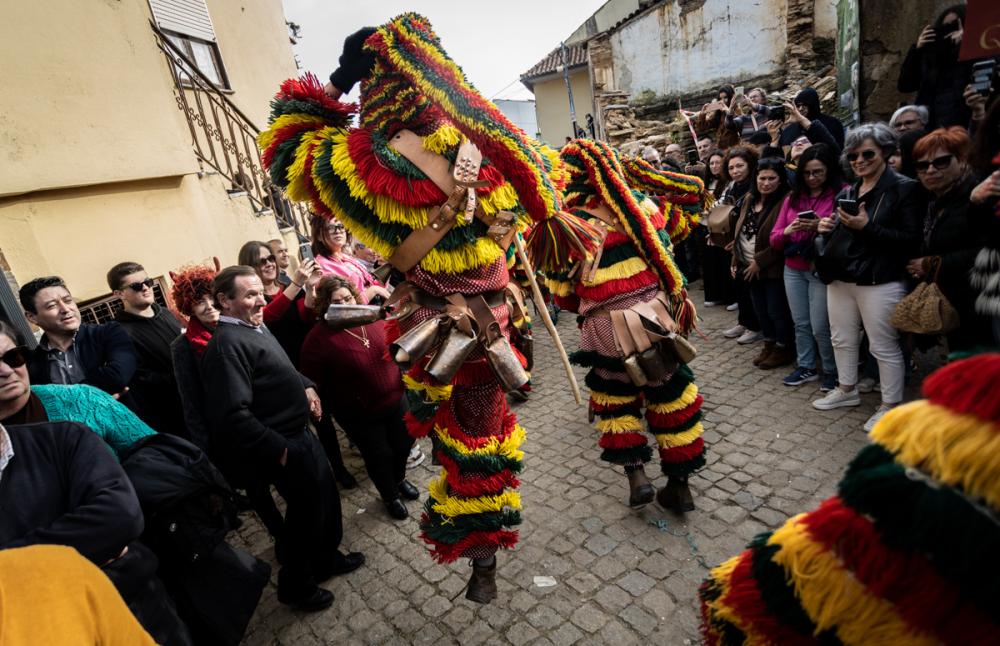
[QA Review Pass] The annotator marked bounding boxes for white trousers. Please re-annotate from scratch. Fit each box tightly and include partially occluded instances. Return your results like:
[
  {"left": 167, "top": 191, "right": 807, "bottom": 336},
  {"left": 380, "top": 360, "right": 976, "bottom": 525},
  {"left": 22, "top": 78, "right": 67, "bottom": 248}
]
[{"left": 827, "top": 280, "right": 907, "bottom": 404}]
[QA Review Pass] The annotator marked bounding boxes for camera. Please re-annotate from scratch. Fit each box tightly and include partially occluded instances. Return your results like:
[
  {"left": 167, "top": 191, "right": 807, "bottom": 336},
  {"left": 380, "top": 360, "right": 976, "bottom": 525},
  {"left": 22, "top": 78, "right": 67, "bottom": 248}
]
[{"left": 769, "top": 105, "right": 785, "bottom": 122}]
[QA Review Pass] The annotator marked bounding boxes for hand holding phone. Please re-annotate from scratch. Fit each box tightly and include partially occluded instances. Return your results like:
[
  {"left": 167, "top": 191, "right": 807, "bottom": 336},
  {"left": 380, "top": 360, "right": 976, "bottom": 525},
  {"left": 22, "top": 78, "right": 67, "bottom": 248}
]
[
  {"left": 299, "top": 242, "right": 315, "bottom": 262},
  {"left": 687, "top": 149, "right": 700, "bottom": 164},
  {"left": 797, "top": 210, "right": 816, "bottom": 220},
  {"left": 838, "top": 199, "right": 859, "bottom": 216},
  {"left": 972, "top": 60, "right": 995, "bottom": 98}
]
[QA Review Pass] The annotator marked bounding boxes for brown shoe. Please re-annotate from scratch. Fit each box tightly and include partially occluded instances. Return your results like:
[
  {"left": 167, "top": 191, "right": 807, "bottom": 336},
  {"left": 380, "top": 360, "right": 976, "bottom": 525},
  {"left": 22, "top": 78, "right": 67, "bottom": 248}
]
[
  {"left": 760, "top": 344, "right": 794, "bottom": 370},
  {"left": 753, "top": 341, "right": 776, "bottom": 366},
  {"left": 465, "top": 559, "right": 497, "bottom": 604},
  {"left": 627, "top": 466, "right": 655, "bottom": 507},
  {"left": 656, "top": 477, "right": 695, "bottom": 512},
  {"left": 431, "top": 434, "right": 442, "bottom": 467}
]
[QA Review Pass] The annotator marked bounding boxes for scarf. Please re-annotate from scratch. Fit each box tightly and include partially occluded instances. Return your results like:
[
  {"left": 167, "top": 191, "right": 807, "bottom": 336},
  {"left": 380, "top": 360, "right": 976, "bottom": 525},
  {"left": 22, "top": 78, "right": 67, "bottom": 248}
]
[
  {"left": 922, "top": 169, "right": 972, "bottom": 254},
  {"left": 185, "top": 316, "right": 213, "bottom": 356}
]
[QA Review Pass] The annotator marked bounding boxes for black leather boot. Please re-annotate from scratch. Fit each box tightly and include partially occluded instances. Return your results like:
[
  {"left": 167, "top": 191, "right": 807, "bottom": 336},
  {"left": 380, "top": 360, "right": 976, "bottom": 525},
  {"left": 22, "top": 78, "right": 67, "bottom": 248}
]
[
  {"left": 626, "top": 466, "right": 655, "bottom": 507},
  {"left": 465, "top": 558, "right": 498, "bottom": 604},
  {"left": 656, "top": 476, "right": 695, "bottom": 512}
]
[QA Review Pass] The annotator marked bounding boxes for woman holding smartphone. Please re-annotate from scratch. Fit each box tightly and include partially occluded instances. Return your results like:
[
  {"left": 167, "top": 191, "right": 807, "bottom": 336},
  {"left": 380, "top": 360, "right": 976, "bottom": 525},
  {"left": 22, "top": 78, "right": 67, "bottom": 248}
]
[
  {"left": 770, "top": 145, "right": 846, "bottom": 392},
  {"left": 812, "top": 124, "right": 923, "bottom": 432}
]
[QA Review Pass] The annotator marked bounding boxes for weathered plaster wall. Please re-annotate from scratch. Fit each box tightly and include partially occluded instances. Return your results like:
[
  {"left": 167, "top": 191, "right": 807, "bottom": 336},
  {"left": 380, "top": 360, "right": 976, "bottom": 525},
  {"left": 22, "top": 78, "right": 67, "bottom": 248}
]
[
  {"left": 566, "top": 0, "right": 642, "bottom": 45},
  {"left": 609, "top": 1, "right": 788, "bottom": 102},
  {"left": 532, "top": 71, "right": 595, "bottom": 146}
]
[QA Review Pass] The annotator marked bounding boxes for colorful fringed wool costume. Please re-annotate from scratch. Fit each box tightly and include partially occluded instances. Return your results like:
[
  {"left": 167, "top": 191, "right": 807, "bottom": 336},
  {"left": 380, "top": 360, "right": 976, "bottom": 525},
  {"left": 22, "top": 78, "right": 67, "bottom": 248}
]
[
  {"left": 700, "top": 353, "right": 1000, "bottom": 646},
  {"left": 258, "top": 14, "right": 595, "bottom": 565},
  {"left": 546, "top": 140, "right": 712, "bottom": 478}
]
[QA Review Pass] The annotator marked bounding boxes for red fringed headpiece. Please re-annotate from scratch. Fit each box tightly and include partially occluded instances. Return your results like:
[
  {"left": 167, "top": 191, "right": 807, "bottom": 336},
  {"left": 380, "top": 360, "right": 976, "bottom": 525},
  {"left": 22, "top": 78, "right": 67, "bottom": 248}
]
[{"left": 923, "top": 353, "right": 1000, "bottom": 423}]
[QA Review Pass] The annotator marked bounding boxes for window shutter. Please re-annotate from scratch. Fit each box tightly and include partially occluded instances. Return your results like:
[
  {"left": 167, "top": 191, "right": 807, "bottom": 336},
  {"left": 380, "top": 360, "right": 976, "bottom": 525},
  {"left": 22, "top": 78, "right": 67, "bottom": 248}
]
[{"left": 148, "top": 0, "right": 218, "bottom": 43}]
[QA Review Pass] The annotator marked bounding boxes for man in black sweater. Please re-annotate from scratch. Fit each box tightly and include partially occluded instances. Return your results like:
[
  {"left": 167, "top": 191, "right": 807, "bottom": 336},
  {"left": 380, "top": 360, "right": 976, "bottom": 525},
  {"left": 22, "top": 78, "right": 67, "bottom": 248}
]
[
  {"left": 0, "top": 419, "right": 191, "bottom": 645},
  {"left": 201, "top": 266, "right": 364, "bottom": 611},
  {"left": 109, "top": 262, "right": 189, "bottom": 439}
]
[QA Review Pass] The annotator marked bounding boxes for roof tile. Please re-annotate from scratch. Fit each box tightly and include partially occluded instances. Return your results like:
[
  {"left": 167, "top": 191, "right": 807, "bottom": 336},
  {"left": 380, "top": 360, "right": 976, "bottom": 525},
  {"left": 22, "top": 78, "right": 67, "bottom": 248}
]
[{"left": 521, "top": 43, "right": 587, "bottom": 80}]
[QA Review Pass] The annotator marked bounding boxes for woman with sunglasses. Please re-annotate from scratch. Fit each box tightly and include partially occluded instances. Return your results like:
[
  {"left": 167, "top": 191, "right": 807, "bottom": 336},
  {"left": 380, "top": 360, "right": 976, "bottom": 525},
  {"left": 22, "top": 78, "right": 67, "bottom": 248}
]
[
  {"left": 718, "top": 146, "right": 764, "bottom": 344},
  {"left": 813, "top": 123, "right": 923, "bottom": 432},
  {"left": 770, "top": 144, "right": 847, "bottom": 392},
  {"left": 730, "top": 149, "right": 795, "bottom": 369},
  {"left": 309, "top": 214, "right": 390, "bottom": 305},
  {"left": 906, "top": 127, "right": 997, "bottom": 351}
]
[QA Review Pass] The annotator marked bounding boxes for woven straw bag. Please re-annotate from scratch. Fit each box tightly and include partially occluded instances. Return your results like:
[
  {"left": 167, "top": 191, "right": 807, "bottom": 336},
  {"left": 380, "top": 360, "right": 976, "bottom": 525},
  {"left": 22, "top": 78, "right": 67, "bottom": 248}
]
[{"left": 890, "top": 257, "right": 960, "bottom": 335}]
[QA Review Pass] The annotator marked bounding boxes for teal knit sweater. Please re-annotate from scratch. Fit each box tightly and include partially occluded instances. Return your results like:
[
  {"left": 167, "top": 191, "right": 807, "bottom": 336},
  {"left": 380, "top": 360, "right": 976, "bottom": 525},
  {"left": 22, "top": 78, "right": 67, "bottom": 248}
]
[{"left": 32, "top": 384, "right": 156, "bottom": 460}]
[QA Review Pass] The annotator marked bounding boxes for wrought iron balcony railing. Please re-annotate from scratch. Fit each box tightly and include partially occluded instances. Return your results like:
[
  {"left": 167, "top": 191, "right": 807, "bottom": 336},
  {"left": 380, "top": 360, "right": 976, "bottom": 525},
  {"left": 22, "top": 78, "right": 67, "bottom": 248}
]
[{"left": 150, "top": 21, "right": 310, "bottom": 238}]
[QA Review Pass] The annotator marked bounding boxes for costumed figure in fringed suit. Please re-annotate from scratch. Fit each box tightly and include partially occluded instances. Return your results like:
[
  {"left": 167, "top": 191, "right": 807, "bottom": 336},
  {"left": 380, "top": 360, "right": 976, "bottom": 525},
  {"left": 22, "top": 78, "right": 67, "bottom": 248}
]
[
  {"left": 257, "top": 14, "right": 598, "bottom": 604},
  {"left": 544, "top": 140, "right": 713, "bottom": 511},
  {"left": 700, "top": 353, "right": 1000, "bottom": 645}
]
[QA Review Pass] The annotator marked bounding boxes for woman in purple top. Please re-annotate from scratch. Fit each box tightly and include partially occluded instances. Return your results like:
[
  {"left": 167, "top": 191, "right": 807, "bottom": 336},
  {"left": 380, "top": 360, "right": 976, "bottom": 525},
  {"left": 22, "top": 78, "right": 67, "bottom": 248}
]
[{"left": 770, "top": 144, "right": 847, "bottom": 391}]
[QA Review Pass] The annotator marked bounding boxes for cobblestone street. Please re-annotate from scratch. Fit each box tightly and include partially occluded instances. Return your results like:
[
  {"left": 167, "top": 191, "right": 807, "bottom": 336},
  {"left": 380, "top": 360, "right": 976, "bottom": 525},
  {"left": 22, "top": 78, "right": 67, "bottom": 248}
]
[{"left": 234, "top": 280, "right": 941, "bottom": 646}]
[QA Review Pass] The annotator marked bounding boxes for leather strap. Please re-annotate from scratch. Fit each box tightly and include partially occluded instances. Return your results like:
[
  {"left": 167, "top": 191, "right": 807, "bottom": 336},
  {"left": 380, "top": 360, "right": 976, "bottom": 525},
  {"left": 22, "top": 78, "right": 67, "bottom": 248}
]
[
  {"left": 624, "top": 310, "right": 652, "bottom": 353},
  {"left": 392, "top": 130, "right": 457, "bottom": 196},
  {"left": 505, "top": 282, "right": 528, "bottom": 324},
  {"left": 453, "top": 139, "right": 489, "bottom": 191},
  {"left": 468, "top": 295, "right": 502, "bottom": 346},
  {"left": 385, "top": 203, "right": 458, "bottom": 272},
  {"left": 442, "top": 294, "right": 476, "bottom": 337},
  {"left": 610, "top": 310, "right": 635, "bottom": 356},
  {"left": 577, "top": 204, "right": 627, "bottom": 234},
  {"left": 412, "top": 288, "right": 506, "bottom": 312}
]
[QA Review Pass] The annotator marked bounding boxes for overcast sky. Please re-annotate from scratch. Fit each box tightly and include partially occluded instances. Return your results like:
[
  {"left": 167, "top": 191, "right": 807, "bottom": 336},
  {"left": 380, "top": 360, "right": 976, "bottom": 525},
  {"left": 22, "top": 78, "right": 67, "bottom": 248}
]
[{"left": 280, "top": 0, "right": 608, "bottom": 102}]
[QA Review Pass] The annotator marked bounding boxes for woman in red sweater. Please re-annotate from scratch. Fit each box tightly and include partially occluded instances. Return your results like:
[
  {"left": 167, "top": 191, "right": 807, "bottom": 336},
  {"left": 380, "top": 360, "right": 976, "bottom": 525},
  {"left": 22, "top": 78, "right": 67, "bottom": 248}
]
[{"left": 299, "top": 275, "right": 418, "bottom": 521}]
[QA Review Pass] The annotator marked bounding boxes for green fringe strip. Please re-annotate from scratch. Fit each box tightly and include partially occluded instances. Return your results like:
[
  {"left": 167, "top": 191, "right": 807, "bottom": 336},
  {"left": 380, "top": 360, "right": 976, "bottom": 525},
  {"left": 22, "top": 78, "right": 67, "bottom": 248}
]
[
  {"left": 570, "top": 349, "right": 626, "bottom": 372},
  {"left": 438, "top": 443, "right": 524, "bottom": 476},
  {"left": 408, "top": 390, "right": 439, "bottom": 422},
  {"left": 601, "top": 444, "right": 654, "bottom": 465},
  {"left": 659, "top": 453, "right": 706, "bottom": 478},
  {"left": 420, "top": 504, "right": 523, "bottom": 545},
  {"left": 599, "top": 405, "right": 644, "bottom": 420}
]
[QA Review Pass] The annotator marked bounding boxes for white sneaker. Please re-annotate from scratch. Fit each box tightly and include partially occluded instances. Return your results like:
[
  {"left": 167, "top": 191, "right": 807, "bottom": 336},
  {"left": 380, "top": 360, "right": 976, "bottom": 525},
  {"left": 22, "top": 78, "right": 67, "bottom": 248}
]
[
  {"left": 863, "top": 405, "right": 892, "bottom": 432},
  {"left": 726, "top": 303, "right": 739, "bottom": 311},
  {"left": 704, "top": 301, "right": 721, "bottom": 307},
  {"left": 723, "top": 324, "right": 747, "bottom": 338},
  {"left": 812, "top": 387, "right": 862, "bottom": 410},
  {"left": 857, "top": 377, "right": 877, "bottom": 393},
  {"left": 737, "top": 329, "right": 763, "bottom": 345},
  {"left": 406, "top": 445, "right": 425, "bottom": 469}
]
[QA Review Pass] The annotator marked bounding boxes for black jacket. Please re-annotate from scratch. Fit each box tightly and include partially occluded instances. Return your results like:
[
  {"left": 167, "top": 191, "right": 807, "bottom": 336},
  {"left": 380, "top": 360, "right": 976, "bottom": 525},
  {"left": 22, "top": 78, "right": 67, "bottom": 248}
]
[
  {"left": 779, "top": 88, "right": 845, "bottom": 150},
  {"left": 115, "top": 305, "right": 188, "bottom": 439},
  {"left": 170, "top": 335, "right": 212, "bottom": 455},
  {"left": 201, "top": 322, "right": 313, "bottom": 471},
  {"left": 897, "top": 44, "right": 999, "bottom": 129},
  {"left": 818, "top": 166, "right": 924, "bottom": 285}
]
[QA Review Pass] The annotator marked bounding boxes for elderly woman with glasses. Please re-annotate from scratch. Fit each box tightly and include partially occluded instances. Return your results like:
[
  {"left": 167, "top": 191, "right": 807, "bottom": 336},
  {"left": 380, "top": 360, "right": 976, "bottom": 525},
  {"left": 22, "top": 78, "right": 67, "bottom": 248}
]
[
  {"left": 905, "top": 126, "right": 997, "bottom": 351},
  {"left": 889, "top": 105, "right": 930, "bottom": 133},
  {"left": 309, "top": 214, "right": 390, "bottom": 304},
  {"left": 812, "top": 123, "right": 923, "bottom": 432}
]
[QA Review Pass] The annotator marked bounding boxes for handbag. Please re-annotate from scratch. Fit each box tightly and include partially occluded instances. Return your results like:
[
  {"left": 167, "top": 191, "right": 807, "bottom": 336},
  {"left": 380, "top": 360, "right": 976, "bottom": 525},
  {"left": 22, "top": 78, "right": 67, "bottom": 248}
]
[
  {"left": 890, "top": 257, "right": 960, "bottom": 334},
  {"left": 813, "top": 192, "right": 886, "bottom": 285},
  {"left": 706, "top": 204, "right": 738, "bottom": 246}
]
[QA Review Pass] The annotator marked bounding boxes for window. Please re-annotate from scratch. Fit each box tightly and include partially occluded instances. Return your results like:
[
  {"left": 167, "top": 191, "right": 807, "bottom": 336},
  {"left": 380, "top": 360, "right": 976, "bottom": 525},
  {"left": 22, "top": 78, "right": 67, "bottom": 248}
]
[
  {"left": 148, "top": 0, "right": 230, "bottom": 89},
  {"left": 164, "top": 31, "right": 230, "bottom": 89}
]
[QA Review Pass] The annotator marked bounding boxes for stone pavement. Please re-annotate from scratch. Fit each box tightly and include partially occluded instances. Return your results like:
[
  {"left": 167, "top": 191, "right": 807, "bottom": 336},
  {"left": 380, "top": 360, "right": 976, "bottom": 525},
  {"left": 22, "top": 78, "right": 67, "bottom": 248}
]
[{"left": 233, "top": 279, "right": 941, "bottom": 645}]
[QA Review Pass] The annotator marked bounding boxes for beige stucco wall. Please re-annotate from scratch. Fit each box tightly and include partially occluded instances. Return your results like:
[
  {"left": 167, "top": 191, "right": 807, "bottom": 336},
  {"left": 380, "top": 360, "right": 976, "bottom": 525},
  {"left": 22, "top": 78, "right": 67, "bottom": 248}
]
[
  {"left": 0, "top": 173, "right": 291, "bottom": 302},
  {"left": 532, "top": 70, "right": 594, "bottom": 147}
]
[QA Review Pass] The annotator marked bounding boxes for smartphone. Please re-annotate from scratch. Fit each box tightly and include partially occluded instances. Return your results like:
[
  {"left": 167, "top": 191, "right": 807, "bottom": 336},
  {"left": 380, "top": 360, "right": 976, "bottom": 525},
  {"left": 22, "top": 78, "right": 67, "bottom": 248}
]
[
  {"left": 770, "top": 105, "right": 785, "bottom": 122},
  {"left": 299, "top": 242, "right": 315, "bottom": 262},
  {"left": 732, "top": 86, "right": 745, "bottom": 105},
  {"left": 796, "top": 210, "right": 816, "bottom": 220},
  {"left": 972, "top": 60, "right": 995, "bottom": 98},
  {"left": 687, "top": 149, "right": 700, "bottom": 164},
  {"left": 838, "top": 199, "right": 859, "bottom": 216}
]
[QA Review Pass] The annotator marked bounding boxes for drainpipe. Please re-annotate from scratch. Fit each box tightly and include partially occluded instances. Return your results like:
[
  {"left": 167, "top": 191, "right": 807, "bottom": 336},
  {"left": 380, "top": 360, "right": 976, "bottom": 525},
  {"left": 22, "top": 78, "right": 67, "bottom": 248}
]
[{"left": 559, "top": 42, "right": 579, "bottom": 138}]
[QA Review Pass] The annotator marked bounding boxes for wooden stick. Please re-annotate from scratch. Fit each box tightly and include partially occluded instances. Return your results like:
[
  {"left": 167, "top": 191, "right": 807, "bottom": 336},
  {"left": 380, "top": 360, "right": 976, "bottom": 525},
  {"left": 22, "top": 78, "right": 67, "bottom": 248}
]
[{"left": 513, "top": 235, "right": 583, "bottom": 406}]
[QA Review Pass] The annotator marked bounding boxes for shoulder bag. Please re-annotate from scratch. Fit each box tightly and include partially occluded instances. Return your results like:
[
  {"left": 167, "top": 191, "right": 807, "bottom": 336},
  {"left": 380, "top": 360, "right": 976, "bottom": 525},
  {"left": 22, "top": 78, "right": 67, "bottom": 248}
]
[{"left": 890, "top": 257, "right": 960, "bottom": 335}]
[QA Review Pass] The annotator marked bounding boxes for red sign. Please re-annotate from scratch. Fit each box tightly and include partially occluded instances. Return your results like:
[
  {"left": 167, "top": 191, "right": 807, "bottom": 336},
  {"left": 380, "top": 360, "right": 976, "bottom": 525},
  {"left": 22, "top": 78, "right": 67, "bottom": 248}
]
[{"left": 960, "top": 0, "right": 1000, "bottom": 61}]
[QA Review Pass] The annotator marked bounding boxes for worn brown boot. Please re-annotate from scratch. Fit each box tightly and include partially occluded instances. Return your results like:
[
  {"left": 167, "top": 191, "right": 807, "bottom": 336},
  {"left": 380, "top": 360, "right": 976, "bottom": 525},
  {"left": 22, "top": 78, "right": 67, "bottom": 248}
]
[
  {"left": 759, "top": 343, "right": 794, "bottom": 370},
  {"left": 753, "top": 340, "right": 776, "bottom": 366},
  {"left": 431, "top": 434, "right": 442, "bottom": 466},
  {"left": 465, "top": 558, "right": 497, "bottom": 604},
  {"left": 656, "top": 476, "right": 695, "bottom": 512},
  {"left": 627, "top": 466, "right": 655, "bottom": 507}
]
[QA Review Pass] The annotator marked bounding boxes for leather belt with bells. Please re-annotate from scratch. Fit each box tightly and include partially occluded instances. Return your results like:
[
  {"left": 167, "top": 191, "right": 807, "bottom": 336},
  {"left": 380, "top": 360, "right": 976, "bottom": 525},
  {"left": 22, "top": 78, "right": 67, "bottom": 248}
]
[{"left": 383, "top": 130, "right": 519, "bottom": 273}]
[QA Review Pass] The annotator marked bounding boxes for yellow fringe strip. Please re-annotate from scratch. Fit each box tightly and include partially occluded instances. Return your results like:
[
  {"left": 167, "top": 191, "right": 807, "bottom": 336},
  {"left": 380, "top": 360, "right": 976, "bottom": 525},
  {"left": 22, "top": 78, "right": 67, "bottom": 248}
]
[
  {"left": 768, "top": 518, "right": 939, "bottom": 646},
  {"left": 420, "top": 125, "right": 462, "bottom": 154},
  {"left": 419, "top": 237, "right": 505, "bottom": 275},
  {"left": 403, "top": 375, "right": 453, "bottom": 402},
  {"left": 584, "top": 255, "right": 649, "bottom": 287},
  {"left": 595, "top": 415, "right": 645, "bottom": 435},
  {"left": 871, "top": 400, "right": 1000, "bottom": 509},
  {"left": 256, "top": 113, "right": 328, "bottom": 154},
  {"left": 428, "top": 469, "right": 523, "bottom": 517},
  {"left": 590, "top": 391, "right": 642, "bottom": 407},
  {"left": 647, "top": 383, "right": 698, "bottom": 414},
  {"left": 545, "top": 278, "right": 574, "bottom": 297},
  {"left": 436, "top": 424, "right": 527, "bottom": 461},
  {"left": 286, "top": 130, "right": 327, "bottom": 203},
  {"left": 655, "top": 423, "right": 704, "bottom": 448}
]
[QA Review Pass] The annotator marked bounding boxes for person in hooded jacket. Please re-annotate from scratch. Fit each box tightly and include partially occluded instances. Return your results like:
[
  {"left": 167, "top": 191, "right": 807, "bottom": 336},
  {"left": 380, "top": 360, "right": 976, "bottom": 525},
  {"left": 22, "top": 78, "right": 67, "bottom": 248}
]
[
  {"left": 897, "top": 5, "right": 1000, "bottom": 129},
  {"left": 778, "top": 88, "right": 845, "bottom": 151}
]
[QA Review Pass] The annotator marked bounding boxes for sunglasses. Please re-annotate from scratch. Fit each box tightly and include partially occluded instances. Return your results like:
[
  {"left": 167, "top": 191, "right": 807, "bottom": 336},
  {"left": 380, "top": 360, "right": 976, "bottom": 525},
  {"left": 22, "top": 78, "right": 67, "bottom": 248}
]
[
  {"left": 847, "top": 150, "right": 879, "bottom": 163},
  {"left": 914, "top": 154, "right": 955, "bottom": 174},
  {"left": 0, "top": 346, "right": 28, "bottom": 369},
  {"left": 259, "top": 255, "right": 277, "bottom": 266},
  {"left": 124, "top": 278, "right": 155, "bottom": 292},
  {"left": 894, "top": 118, "right": 921, "bottom": 130},
  {"left": 328, "top": 224, "right": 346, "bottom": 233}
]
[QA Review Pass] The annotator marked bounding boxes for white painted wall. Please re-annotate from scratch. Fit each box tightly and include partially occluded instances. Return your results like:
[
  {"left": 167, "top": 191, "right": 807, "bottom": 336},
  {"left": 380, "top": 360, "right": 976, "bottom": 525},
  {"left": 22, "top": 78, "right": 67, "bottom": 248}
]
[
  {"left": 610, "top": 0, "right": 787, "bottom": 100},
  {"left": 495, "top": 99, "right": 540, "bottom": 139},
  {"left": 566, "top": 0, "right": 640, "bottom": 44},
  {"left": 814, "top": 0, "right": 839, "bottom": 40}
]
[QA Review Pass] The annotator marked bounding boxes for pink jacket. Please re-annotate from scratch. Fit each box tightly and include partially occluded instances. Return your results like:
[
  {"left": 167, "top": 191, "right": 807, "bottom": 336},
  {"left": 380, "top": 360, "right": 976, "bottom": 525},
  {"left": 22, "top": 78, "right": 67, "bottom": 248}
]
[
  {"left": 769, "top": 187, "right": 844, "bottom": 271},
  {"left": 316, "top": 253, "right": 383, "bottom": 304}
]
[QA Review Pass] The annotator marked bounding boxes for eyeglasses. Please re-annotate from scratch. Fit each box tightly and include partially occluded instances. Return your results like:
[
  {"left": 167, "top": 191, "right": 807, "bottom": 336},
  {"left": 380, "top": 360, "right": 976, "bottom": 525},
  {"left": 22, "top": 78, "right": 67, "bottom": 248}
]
[
  {"left": 0, "top": 346, "right": 28, "bottom": 369},
  {"left": 259, "top": 255, "right": 277, "bottom": 266},
  {"left": 328, "top": 224, "right": 346, "bottom": 233},
  {"left": 124, "top": 278, "right": 155, "bottom": 292},
  {"left": 793, "top": 139, "right": 810, "bottom": 147},
  {"left": 894, "top": 118, "right": 921, "bottom": 130},
  {"left": 759, "top": 158, "right": 785, "bottom": 165},
  {"left": 802, "top": 168, "right": 828, "bottom": 179},
  {"left": 795, "top": 103, "right": 807, "bottom": 111},
  {"left": 914, "top": 154, "right": 955, "bottom": 174},
  {"left": 847, "top": 150, "right": 879, "bottom": 163}
]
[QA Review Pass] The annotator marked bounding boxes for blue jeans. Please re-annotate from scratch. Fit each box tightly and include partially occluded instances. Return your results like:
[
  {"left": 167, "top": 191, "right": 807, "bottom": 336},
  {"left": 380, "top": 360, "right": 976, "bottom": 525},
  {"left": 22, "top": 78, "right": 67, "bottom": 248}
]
[
  {"left": 783, "top": 266, "right": 836, "bottom": 374},
  {"left": 748, "top": 276, "right": 794, "bottom": 345}
]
